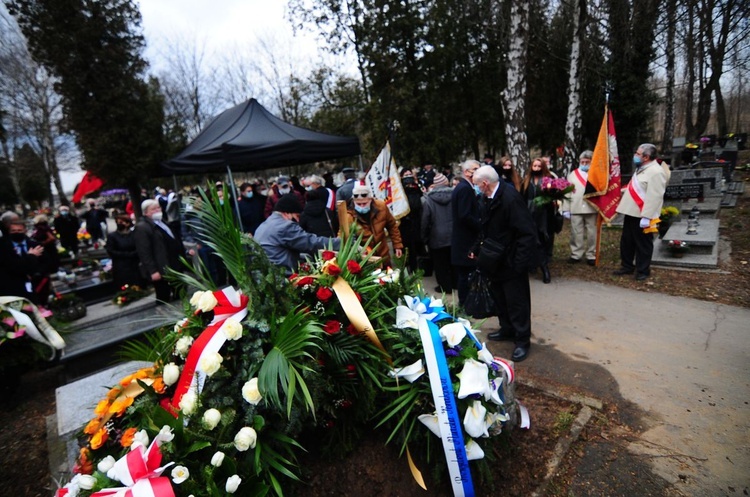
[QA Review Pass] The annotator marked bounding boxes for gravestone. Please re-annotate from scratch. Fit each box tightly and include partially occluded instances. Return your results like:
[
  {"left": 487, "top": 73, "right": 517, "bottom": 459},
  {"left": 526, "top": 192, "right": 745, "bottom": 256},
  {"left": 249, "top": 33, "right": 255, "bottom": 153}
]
[{"left": 666, "top": 167, "right": 723, "bottom": 218}]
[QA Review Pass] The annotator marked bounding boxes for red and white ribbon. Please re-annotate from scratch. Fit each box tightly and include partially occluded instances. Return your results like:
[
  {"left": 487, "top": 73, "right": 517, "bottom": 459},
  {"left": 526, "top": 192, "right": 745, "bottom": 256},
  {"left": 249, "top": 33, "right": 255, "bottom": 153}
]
[
  {"left": 493, "top": 356, "right": 515, "bottom": 385},
  {"left": 170, "top": 287, "right": 248, "bottom": 413},
  {"left": 91, "top": 439, "right": 175, "bottom": 497},
  {"left": 626, "top": 173, "right": 646, "bottom": 211}
]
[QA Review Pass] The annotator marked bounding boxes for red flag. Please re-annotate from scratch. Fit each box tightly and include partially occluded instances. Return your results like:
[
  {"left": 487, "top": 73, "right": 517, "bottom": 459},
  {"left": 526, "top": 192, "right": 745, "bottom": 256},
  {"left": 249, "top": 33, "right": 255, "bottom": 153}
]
[
  {"left": 584, "top": 107, "right": 621, "bottom": 222},
  {"left": 72, "top": 172, "right": 104, "bottom": 203}
]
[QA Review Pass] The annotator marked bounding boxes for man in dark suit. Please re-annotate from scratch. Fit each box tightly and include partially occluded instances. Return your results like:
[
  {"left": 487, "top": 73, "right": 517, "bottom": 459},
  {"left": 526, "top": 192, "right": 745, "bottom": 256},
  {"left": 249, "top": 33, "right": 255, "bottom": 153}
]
[
  {"left": 134, "top": 199, "right": 186, "bottom": 304},
  {"left": 336, "top": 167, "right": 357, "bottom": 202},
  {"left": 450, "top": 160, "right": 482, "bottom": 305},
  {"left": 0, "top": 218, "right": 44, "bottom": 302},
  {"left": 472, "top": 165, "right": 539, "bottom": 362}
]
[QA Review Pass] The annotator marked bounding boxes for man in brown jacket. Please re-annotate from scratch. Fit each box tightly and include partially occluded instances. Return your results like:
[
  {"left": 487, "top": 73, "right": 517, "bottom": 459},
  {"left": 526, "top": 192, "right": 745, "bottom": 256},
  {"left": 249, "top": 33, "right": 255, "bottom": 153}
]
[{"left": 345, "top": 183, "right": 403, "bottom": 265}]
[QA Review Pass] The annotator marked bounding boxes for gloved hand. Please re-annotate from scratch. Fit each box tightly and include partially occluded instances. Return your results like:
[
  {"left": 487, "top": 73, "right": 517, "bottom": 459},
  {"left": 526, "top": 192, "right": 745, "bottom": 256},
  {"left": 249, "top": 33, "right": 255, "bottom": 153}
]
[
  {"left": 639, "top": 217, "right": 650, "bottom": 228},
  {"left": 562, "top": 211, "right": 571, "bottom": 219}
]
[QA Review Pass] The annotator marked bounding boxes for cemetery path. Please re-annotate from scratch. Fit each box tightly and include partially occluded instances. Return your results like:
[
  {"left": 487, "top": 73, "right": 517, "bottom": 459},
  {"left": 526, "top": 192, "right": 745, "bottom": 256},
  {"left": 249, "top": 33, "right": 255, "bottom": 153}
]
[{"left": 476, "top": 277, "right": 750, "bottom": 496}]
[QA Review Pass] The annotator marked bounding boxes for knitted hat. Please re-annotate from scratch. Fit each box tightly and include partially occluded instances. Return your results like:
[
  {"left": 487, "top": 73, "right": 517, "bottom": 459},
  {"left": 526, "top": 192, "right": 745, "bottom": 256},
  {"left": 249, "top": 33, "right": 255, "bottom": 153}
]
[
  {"left": 274, "top": 193, "right": 302, "bottom": 213},
  {"left": 432, "top": 173, "right": 449, "bottom": 187},
  {"left": 352, "top": 183, "right": 371, "bottom": 197}
]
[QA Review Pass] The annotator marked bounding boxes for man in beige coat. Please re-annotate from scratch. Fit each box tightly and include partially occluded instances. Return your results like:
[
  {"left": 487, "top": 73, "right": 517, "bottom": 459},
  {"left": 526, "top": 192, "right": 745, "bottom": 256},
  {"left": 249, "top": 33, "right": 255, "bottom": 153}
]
[
  {"left": 613, "top": 143, "right": 670, "bottom": 281},
  {"left": 562, "top": 150, "right": 597, "bottom": 265}
]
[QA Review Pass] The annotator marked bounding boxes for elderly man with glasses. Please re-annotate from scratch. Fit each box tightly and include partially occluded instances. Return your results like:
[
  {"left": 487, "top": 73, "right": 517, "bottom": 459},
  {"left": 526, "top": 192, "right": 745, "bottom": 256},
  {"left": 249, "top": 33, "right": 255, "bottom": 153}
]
[
  {"left": 451, "top": 160, "right": 482, "bottom": 305},
  {"left": 344, "top": 183, "right": 403, "bottom": 265}
]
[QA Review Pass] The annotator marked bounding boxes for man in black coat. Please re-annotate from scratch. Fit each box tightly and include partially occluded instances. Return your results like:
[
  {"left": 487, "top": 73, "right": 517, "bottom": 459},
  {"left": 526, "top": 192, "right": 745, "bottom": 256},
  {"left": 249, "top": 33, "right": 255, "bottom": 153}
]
[
  {"left": 450, "top": 160, "right": 482, "bottom": 305},
  {"left": 472, "top": 165, "right": 539, "bottom": 362},
  {"left": 134, "top": 199, "right": 187, "bottom": 304},
  {"left": 237, "top": 182, "right": 265, "bottom": 235},
  {"left": 53, "top": 205, "right": 80, "bottom": 255}
]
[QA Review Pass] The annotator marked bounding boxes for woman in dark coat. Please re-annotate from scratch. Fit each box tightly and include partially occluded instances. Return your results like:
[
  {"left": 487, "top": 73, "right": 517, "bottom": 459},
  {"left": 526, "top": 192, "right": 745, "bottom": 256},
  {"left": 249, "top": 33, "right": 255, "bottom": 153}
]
[
  {"left": 106, "top": 215, "right": 142, "bottom": 289},
  {"left": 521, "top": 157, "right": 557, "bottom": 284},
  {"left": 399, "top": 169, "right": 424, "bottom": 271},
  {"left": 299, "top": 186, "right": 338, "bottom": 237}
]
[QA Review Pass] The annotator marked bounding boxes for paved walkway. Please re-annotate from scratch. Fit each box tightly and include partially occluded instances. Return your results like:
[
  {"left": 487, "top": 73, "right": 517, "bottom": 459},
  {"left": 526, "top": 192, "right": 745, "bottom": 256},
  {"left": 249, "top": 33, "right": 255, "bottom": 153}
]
[{"left": 448, "top": 275, "right": 750, "bottom": 496}]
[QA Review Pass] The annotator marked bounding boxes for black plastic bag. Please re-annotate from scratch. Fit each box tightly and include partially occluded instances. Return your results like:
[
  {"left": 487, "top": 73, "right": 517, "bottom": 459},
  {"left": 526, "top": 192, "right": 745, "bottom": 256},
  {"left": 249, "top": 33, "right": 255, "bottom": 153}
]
[
  {"left": 464, "top": 270, "right": 497, "bottom": 319},
  {"left": 553, "top": 211, "right": 564, "bottom": 234}
]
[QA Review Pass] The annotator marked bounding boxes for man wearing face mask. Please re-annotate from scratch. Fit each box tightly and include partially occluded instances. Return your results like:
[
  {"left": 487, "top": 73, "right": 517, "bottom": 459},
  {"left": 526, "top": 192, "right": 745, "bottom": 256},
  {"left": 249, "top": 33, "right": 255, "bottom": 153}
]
[
  {"left": 53, "top": 205, "right": 81, "bottom": 256},
  {"left": 264, "top": 176, "right": 305, "bottom": 219},
  {"left": 451, "top": 160, "right": 482, "bottom": 305},
  {"left": 107, "top": 215, "right": 143, "bottom": 289},
  {"left": 254, "top": 194, "right": 341, "bottom": 275},
  {"left": 1, "top": 219, "right": 44, "bottom": 302},
  {"left": 237, "top": 182, "right": 265, "bottom": 235},
  {"left": 134, "top": 199, "right": 187, "bottom": 303},
  {"left": 614, "top": 143, "right": 670, "bottom": 281},
  {"left": 345, "top": 183, "right": 403, "bottom": 265},
  {"left": 472, "top": 166, "right": 538, "bottom": 362},
  {"left": 562, "top": 150, "right": 597, "bottom": 265},
  {"left": 81, "top": 199, "right": 108, "bottom": 242}
]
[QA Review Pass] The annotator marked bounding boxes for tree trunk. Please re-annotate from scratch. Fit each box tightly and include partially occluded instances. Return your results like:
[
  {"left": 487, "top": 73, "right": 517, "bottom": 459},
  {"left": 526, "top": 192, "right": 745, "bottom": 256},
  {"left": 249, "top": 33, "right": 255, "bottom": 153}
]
[
  {"left": 714, "top": 85, "right": 727, "bottom": 136},
  {"left": 0, "top": 139, "right": 24, "bottom": 207},
  {"left": 563, "top": 0, "right": 586, "bottom": 178},
  {"left": 503, "top": 0, "right": 530, "bottom": 175},
  {"left": 684, "top": 0, "right": 696, "bottom": 140},
  {"left": 661, "top": 0, "right": 676, "bottom": 154}
]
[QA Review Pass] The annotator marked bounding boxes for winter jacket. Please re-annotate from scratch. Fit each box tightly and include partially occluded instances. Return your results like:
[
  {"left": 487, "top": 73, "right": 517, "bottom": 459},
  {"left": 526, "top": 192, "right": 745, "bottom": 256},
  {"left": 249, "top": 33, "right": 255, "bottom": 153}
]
[
  {"left": 616, "top": 160, "right": 670, "bottom": 220},
  {"left": 299, "top": 188, "right": 338, "bottom": 237},
  {"left": 421, "top": 186, "right": 453, "bottom": 249},
  {"left": 344, "top": 199, "right": 403, "bottom": 262},
  {"left": 450, "top": 178, "right": 481, "bottom": 267}
]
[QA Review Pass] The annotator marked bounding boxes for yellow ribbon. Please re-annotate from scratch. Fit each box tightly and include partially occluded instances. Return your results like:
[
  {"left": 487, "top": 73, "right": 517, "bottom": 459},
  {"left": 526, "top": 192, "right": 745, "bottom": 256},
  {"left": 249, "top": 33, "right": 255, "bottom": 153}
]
[{"left": 331, "top": 277, "right": 390, "bottom": 364}]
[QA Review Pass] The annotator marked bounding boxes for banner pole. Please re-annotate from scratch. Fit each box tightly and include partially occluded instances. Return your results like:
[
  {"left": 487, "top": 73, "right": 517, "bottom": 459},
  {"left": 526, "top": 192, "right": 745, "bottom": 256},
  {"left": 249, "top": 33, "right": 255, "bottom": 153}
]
[{"left": 594, "top": 215, "right": 603, "bottom": 266}]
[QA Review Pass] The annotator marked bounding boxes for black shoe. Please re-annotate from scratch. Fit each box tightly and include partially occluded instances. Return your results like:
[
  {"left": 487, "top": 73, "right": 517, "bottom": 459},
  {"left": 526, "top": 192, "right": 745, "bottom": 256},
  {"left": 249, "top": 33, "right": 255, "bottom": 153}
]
[
  {"left": 542, "top": 265, "right": 551, "bottom": 284},
  {"left": 434, "top": 286, "right": 442, "bottom": 293},
  {"left": 612, "top": 268, "right": 634, "bottom": 276},
  {"left": 488, "top": 330, "right": 515, "bottom": 342},
  {"left": 512, "top": 345, "right": 530, "bottom": 362},
  {"left": 567, "top": 257, "right": 581, "bottom": 264},
  {"left": 587, "top": 259, "right": 596, "bottom": 266},
  {"left": 635, "top": 273, "right": 649, "bottom": 281}
]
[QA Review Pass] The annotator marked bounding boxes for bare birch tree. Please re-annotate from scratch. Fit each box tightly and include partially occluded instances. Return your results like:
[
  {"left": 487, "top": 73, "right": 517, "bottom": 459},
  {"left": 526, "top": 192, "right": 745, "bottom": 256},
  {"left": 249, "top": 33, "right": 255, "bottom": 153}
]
[
  {"left": 563, "top": 0, "right": 586, "bottom": 177},
  {"left": 503, "top": 0, "right": 530, "bottom": 173}
]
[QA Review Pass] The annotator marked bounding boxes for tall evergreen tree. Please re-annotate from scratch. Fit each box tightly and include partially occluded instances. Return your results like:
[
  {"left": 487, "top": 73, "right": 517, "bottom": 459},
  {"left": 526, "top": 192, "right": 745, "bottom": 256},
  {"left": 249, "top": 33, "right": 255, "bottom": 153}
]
[{"left": 9, "top": 0, "right": 166, "bottom": 214}]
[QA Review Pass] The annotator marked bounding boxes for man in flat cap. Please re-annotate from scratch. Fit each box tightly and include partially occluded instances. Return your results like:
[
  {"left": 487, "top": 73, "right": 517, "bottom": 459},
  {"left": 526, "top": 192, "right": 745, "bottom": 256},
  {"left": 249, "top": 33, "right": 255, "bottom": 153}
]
[{"left": 254, "top": 194, "right": 340, "bottom": 275}]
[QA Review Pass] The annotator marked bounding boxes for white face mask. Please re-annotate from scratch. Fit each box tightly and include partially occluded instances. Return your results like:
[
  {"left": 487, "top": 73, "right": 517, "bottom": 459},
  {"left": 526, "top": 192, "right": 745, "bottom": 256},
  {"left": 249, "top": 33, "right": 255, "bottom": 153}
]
[{"left": 151, "top": 212, "right": 163, "bottom": 222}]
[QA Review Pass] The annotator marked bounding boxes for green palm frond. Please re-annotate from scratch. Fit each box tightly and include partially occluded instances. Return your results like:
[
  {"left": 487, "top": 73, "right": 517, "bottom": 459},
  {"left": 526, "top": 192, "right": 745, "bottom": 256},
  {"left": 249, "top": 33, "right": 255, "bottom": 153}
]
[
  {"left": 258, "top": 309, "right": 321, "bottom": 417},
  {"left": 118, "top": 326, "right": 173, "bottom": 364}
]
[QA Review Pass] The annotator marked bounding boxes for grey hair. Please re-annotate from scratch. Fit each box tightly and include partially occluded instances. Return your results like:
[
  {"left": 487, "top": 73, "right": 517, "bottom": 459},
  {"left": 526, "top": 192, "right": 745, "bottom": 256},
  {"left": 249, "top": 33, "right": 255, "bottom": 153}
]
[
  {"left": 141, "top": 199, "right": 159, "bottom": 213},
  {"left": 307, "top": 174, "right": 323, "bottom": 186},
  {"left": 1, "top": 211, "right": 19, "bottom": 228},
  {"left": 474, "top": 165, "right": 499, "bottom": 184},
  {"left": 640, "top": 143, "right": 657, "bottom": 160},
  {"left": 579, "top": 150, "right": 593, "bottom": 160},
  {"left": 461, "top": 159, "right": 481, "bottom": 172}
]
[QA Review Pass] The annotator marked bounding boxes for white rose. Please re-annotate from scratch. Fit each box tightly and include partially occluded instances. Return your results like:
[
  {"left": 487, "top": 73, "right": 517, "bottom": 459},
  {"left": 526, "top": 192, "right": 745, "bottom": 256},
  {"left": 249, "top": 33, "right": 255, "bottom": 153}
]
[
  {"left": 211, "top": 451, "right": 225, "bottom": 467},
  {"left": 173, "top": 317, "right": 188, "bottom": 333},
  {"left": 203, "top": 408, "right": 222, "bottom": 430},
  {"left": 197, "top": 291, "right": 218, "bottom": 313},
  {"left": 77, "top": 474, "right": 96, "bottom": 490},
  {"left": 174, "top": 336, "right": 194, "bottom": 358},
  {"left": 241, "top": 377, "right": 262, "bottom": 405},
  {"left": 171, "top": 465, "right": 189, "bottom": 484},
  {"left": 234, "top": 426, "right": 257, "bottom": 451},
  {"left": 189, "top": 290, "right": 205, "bottom": 307},
  {"left": 133, "top": 429, "right": 149, "bottom": 448},
  {"left": 156, "top": 425, "right": 175, "bottom": 443},
  {"left": 221, "top": 318, "right": 243, "bottom": 340},
  {"left": 162, "top": 363, "right": 180, "bottom": 386},
  {"left": 97, "top": 455, "right": 116, "bottom": 474},
  {"left": 199, "top": 352, "right": 223, "bottom": 376},
  {"left": 225, "top": 474, "right": 242, "bottom": 493},
  {"left": 179, "top": 391, "right": 198, "bottom": 415}
]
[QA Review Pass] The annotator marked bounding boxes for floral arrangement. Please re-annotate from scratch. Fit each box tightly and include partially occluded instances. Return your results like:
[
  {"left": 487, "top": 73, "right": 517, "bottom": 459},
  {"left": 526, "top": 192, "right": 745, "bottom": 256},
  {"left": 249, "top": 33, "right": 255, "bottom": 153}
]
[
  {"left": 49, "top": 293, "right": 87, "bottom": 322},
  {"left": 113, "top": 284, "right": 150, "bottom": 306},
  {"left": 660, "top": 206, "right": 680, "bottom": 223},
  {"left": 533, "top": 176, "right": 575, "bottom": 207},
  {"left": 77, "top": 229, "right": 92, "bottom": 242},
  {"left": 667, "top": 240, "right": 690, "bottom": 257},
  {"left": 56, "top": 189, "right": 517, "bottom": 497}
]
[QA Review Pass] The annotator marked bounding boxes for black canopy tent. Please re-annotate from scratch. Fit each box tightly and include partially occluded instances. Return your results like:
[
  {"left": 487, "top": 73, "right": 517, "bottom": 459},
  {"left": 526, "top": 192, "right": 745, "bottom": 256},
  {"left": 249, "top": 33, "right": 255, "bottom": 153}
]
[{"left": 161, "top": 98, "right": 361, "bottom": 175}]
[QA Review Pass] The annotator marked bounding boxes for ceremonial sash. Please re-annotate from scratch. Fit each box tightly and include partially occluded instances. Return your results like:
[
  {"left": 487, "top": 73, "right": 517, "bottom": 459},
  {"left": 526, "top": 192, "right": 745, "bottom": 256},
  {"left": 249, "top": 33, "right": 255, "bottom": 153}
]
[
  {"left": 626, "top": 171, "right": 646, "bottom": 212},
  {"left": 574, "top": 169, "right": 587, "bottom": 187}
]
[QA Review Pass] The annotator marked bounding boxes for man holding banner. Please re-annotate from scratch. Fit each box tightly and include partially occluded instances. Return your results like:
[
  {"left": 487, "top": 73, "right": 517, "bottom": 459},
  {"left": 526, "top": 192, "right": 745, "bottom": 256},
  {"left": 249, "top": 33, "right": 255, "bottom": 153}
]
[{"left": 613, "top": 143, "right": 669, "bottom": 281}]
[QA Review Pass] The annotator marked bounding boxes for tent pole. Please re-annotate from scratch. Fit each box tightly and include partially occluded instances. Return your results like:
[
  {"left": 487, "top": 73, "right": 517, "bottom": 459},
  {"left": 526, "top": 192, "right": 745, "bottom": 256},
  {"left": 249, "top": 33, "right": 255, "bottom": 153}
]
[{"left": 226, "top": 165, "right": 243, "bottom": 226}]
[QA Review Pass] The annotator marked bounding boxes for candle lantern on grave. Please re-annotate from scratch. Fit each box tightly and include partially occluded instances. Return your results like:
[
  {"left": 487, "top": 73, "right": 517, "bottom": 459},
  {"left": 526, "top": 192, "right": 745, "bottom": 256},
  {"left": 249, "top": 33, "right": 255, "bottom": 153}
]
[
  {"left": 690, "top": 205, "right": 700, "bottom": 226},
  {"left": 686, "top": 216, "right": 699, "bottom": 235}
]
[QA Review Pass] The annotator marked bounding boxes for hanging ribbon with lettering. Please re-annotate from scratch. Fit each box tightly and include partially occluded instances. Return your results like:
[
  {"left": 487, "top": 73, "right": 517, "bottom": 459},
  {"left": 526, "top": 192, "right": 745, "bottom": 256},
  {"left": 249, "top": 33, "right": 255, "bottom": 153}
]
[{"left": 170, "top": 287, "right": 248, "bottom": 414}]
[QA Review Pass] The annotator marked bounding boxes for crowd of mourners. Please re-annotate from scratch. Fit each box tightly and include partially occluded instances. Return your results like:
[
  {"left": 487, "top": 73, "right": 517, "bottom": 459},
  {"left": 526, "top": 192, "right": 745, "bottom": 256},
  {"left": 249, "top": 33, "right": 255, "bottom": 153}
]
[{"left": 1, "top": 143, "right": 669, "bottom": 363}]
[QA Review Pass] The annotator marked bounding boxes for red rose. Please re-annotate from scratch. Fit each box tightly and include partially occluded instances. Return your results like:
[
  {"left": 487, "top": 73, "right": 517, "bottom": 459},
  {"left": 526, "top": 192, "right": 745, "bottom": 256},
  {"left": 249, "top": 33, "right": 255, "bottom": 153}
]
[
  {"left": 340, "top": 399, "right": 353, "bottom": 409},
  {"left": 346, "top": 260, "right": 362, "bottom": 274},
  {"left": 326, "top": 264, "right": 341, "bottom": 276},
  {"left": 288, "top": 273, "right": 298, "bottom": 281},
  {"left": 299, "top": 262, "right": 311, "bottom": 272},
  {"left": 296, "top": 276, "right": 314, "bottom": 287},
  {"left": 345, "top": 364, "right": 356, "bottom": 378},
  {"left": 323, "top": 320, "right": 341, "bottom": 334},
  {"left": 316, "top": 287, "right": 334, "bottom": 303},
  {"left": 346, "top": 324, "right": 358, "bottom": 336},
  {"left": 321, "top": 250, "right": 336, "bottom": 261}
]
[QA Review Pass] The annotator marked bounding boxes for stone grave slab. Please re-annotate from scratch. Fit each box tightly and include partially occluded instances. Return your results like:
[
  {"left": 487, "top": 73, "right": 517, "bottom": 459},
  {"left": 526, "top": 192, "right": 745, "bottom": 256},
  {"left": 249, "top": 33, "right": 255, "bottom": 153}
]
[
  {"left": 652, "top": 241, "right": 719, "bottom": 269},
  {"left": 662, "top": 219, "right": 719, "bottom": 246},
  {"left": 680, "top": 197, "right": 722, "bottom": 216},
  {"left": 48, "top": 361, "right": 153, "bottom": 479},
  {"left": 668, "top": 167, "right": 724, "bottom": 198}
]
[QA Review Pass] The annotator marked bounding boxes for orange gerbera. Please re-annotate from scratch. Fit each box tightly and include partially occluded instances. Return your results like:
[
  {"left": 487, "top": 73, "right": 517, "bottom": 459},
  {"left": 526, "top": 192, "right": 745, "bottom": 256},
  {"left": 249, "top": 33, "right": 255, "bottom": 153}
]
[
  {"left": 151, "top": 377, "right": 166, "bottom": 394},
  {"left": 83, "top": 417, "right": 102, "bottom": 436},
  {"left": 120, "top": 427, "right": 137, "bottom": 448},
  {"left": 94, "top": 399, "right": 110, "bottom": 417},
  {"left": 90, "top": 427, "right": 109, "bottom": 450},
  {"left": 108, "top": 396, "right": 134, "bottom": 416}
]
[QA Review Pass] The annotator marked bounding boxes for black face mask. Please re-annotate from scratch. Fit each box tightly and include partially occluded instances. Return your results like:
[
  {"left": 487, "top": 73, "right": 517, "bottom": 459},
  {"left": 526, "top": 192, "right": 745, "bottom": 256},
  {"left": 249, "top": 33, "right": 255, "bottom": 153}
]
[
  {"left": 117, "top": 224, "right": 131, "bottom": 231},
  {"left": 402, "top": 177, "right": 415, "bottom": 186},
  {"left": 531, "top": 170, "right": 543, "bottom": 176},
  {"left": 10, "top": 233, "right": 26, "bottom": 242}
]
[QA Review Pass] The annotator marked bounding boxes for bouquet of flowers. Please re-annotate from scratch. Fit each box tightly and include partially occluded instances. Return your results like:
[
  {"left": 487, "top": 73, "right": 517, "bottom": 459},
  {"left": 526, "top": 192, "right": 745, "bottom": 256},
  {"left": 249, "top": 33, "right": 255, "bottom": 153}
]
[
  {"left": 49, "top": 293, "right": 87, "bottom": 321},
  {"left": 532, "top": 176, "right": 575, "bottom": 207},
  {"left": 667, "top": 240, "right": 690, "bottom": 257},
  {"left": 112, "top": 284, "right": 150, "bottom": 306},
  {"left": 56, "top": 188, "right": 517, "bottom": 497}
]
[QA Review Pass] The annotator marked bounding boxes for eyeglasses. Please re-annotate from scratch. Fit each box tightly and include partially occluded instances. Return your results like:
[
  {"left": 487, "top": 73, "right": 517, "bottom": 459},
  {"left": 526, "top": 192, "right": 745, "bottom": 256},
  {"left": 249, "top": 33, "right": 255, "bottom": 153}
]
[{"left": 352, "top": 194, "right": 371, "bottom": 199}]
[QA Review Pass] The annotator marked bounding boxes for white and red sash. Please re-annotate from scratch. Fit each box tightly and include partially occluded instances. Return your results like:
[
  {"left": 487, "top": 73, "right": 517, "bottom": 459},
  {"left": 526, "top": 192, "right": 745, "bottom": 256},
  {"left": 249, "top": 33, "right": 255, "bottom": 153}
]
[
  {"left": 574, "top": 169, "right": 587, "bottom": 187},
  {"left": 626, "top": 170, "right": 646, "bottom": 211}
]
